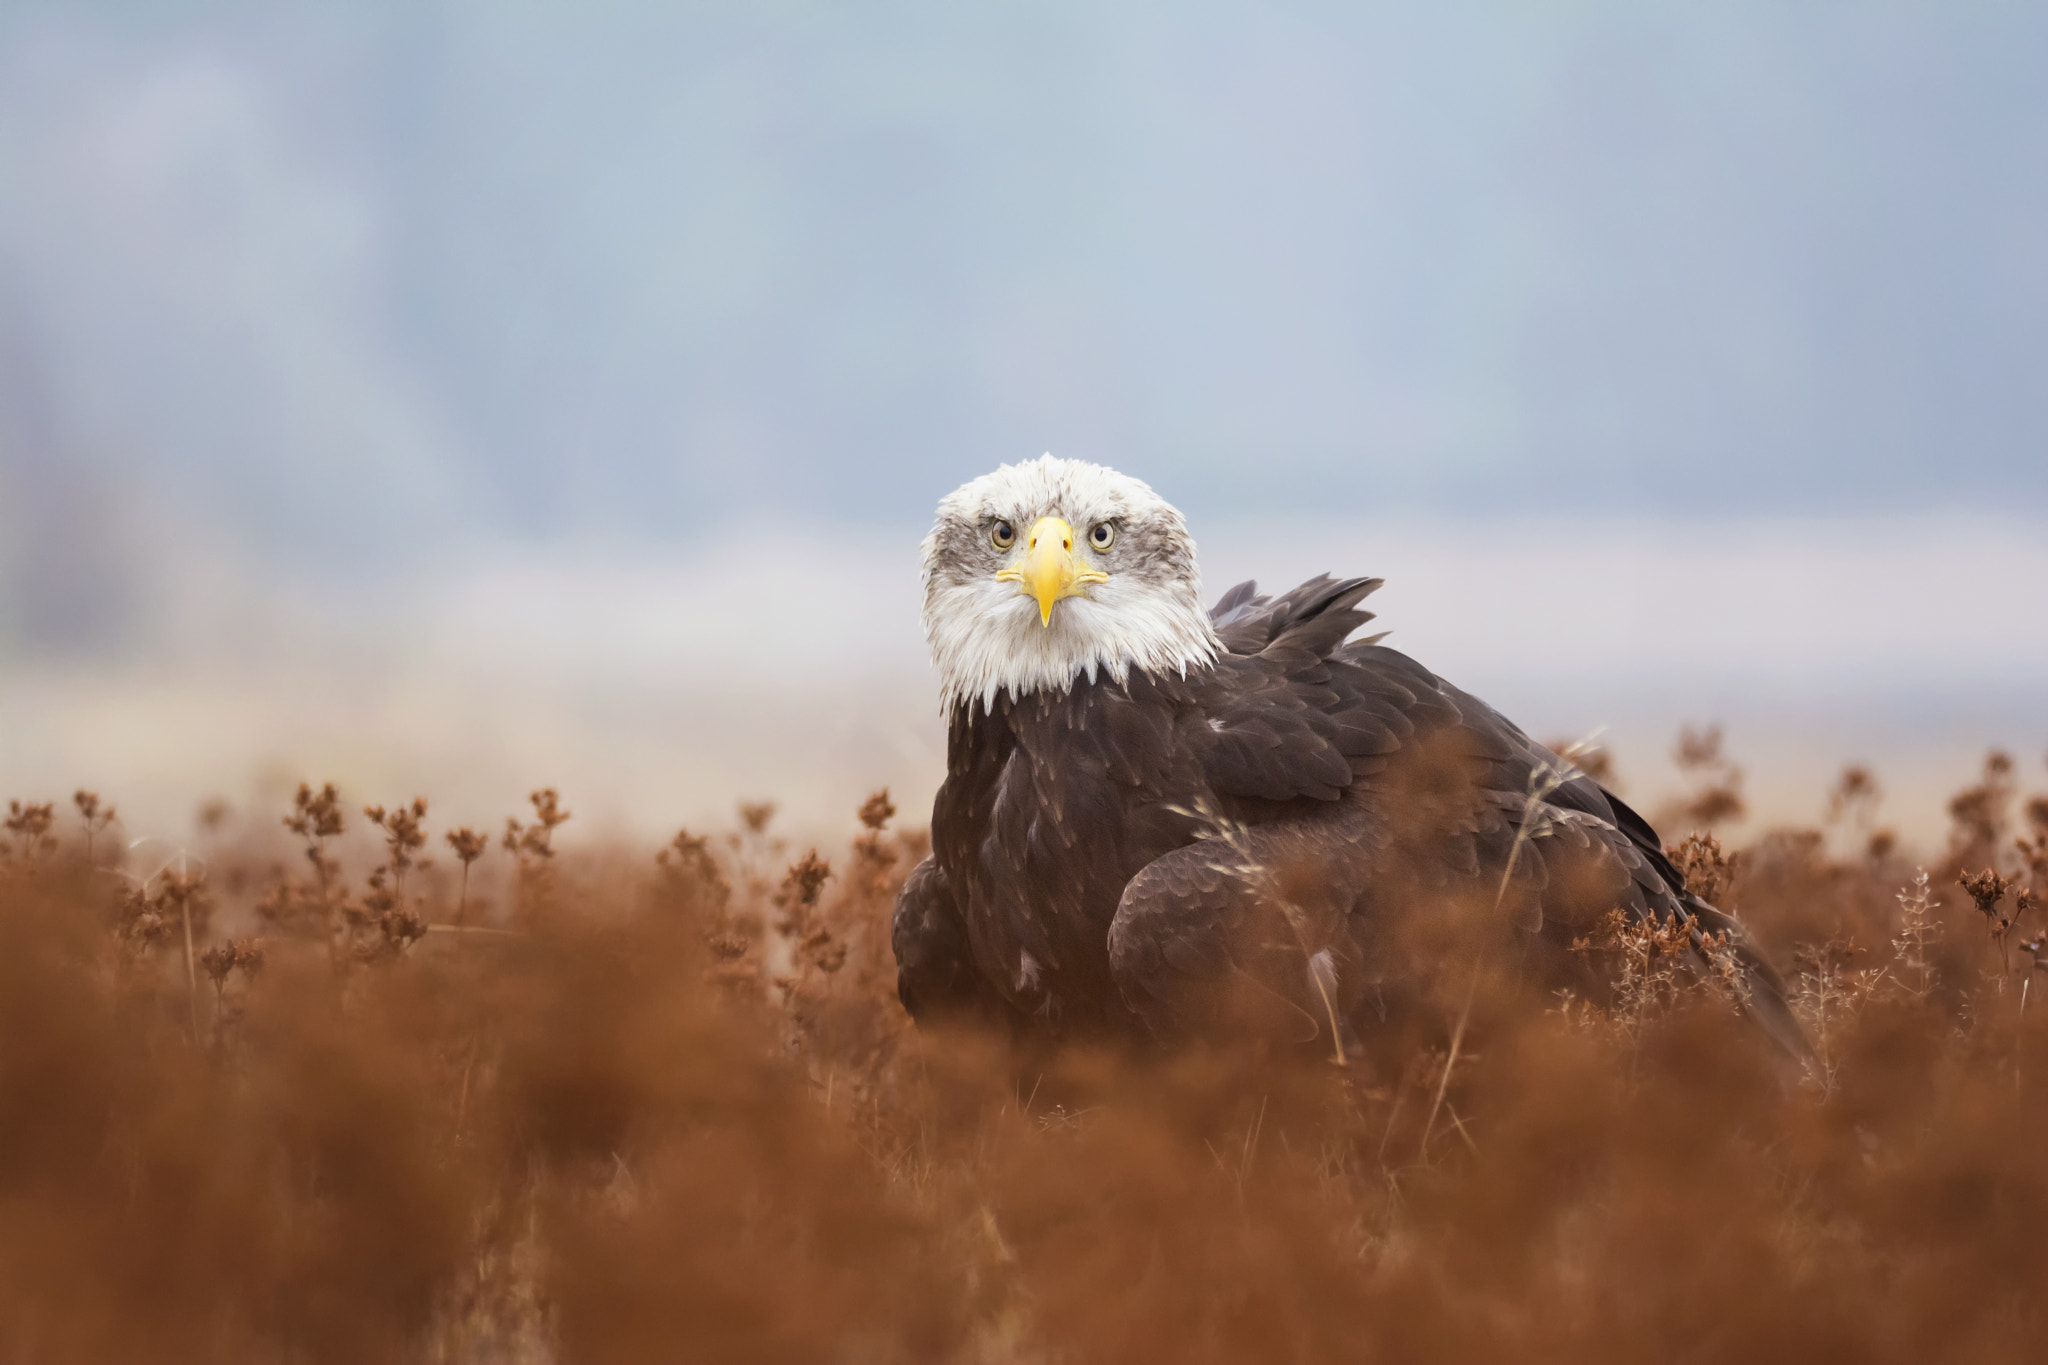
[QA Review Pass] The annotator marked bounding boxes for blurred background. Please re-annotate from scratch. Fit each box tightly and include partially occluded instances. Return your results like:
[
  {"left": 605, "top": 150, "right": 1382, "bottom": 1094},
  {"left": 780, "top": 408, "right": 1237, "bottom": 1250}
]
[{"left": 1, "top": 1, "right": 2043, "bottom": 843}]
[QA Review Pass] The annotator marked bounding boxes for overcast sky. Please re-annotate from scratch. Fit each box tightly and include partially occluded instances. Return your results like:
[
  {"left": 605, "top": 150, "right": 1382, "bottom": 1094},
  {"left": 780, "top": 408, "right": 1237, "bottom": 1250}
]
[
  {"left": 1, "top": 0, "right": 2045, "bottom": 653},
  {"left": 1, "top": 1, "right": 2044, "bottom": 829}
]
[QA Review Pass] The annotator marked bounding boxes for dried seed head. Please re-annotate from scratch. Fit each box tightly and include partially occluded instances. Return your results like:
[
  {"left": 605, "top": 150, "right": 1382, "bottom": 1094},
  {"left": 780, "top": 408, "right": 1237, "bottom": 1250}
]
[
  {"left": 1947, "top": 750, "right": 2019, "bottom": 859},
  {"left": 504, "top": 792, "right": 570, "bottom": 865},
  {"left": 367, "top": 798, "right": 430, "bottom": 872},
  {"left": 1685, "top": 785, "right": 1745, "bottom": 828},
  {"left": 857, "top": 789, "right": 897, "bottom": 831},
  {"left": 660, "top": 829, "right": 712, "bottom": 864},
  {"left": 5, "top": 799, "right": 55, "bottom": 849},
  {"left": 200, "top": 943, "right": 237, "bottom": 987},
  {"left": 285, "top": 782, "right": 345, "bottom": 841},
  {"left": 381, "top": 908, "right": 428, "bottom": 949},
  {"left": 1826, "top": 765, "right": 1882, "bottom": 824},
  {"left": 1667, "top": 831, "right": 1737, "bottom": 905},
  {"left": 1957, "top": 867, "right": 2015, "bottom": 920},
  {"left": 1674, "top": 725, "right": 1726, "bottom": 771},
  {"left": 780, "top": 850, "right": 831, "bottom": 910},
  {"left": 529, "top": 789, "right": 569, "bottom": 829},
  {"left": 446, "top": 827, "right": 489, "bottom": 865}
]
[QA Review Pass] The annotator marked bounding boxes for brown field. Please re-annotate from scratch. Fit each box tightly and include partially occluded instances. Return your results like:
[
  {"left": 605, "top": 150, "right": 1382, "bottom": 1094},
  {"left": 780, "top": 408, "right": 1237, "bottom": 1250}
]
[{"left": 3, "top": 739, "right": 2047, "bottom": 1364}]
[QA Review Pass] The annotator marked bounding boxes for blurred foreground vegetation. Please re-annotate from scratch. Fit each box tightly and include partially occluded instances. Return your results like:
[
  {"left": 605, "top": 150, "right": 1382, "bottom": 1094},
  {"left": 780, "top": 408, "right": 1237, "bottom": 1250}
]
[{"left": 3, "top": 738, "right": 2047, "bottom": 1363}]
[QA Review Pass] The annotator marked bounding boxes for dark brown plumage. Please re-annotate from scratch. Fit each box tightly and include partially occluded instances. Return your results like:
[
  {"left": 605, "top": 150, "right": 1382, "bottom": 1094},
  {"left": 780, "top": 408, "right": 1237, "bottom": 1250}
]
[{"left": 893, "top": 575, "right": 1810, "bottom": 1062}]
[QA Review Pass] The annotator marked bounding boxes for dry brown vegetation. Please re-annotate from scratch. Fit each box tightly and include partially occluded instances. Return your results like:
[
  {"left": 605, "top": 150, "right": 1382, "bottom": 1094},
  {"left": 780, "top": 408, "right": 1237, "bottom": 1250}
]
[{"left": 5, "top": 740, "right": 2048, "bottom": 1364}]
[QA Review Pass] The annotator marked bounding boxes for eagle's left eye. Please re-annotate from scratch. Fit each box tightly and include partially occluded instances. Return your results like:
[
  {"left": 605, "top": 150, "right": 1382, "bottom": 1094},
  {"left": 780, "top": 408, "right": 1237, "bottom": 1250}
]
[{"left": 1088, "top": 521, "right": 1116, "bottom": 551}]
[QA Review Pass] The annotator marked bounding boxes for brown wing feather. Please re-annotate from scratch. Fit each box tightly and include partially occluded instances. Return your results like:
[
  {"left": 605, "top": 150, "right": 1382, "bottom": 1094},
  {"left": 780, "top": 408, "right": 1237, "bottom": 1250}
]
[{"left": 1115, "top": 576, "right": 1816, "bottom": 1061}]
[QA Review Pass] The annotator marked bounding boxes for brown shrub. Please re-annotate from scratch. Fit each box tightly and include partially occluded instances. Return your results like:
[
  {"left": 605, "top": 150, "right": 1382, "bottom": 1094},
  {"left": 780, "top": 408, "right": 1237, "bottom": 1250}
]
[{"left": 3, "top": 747, "right": 2048, "bottom": 1362}]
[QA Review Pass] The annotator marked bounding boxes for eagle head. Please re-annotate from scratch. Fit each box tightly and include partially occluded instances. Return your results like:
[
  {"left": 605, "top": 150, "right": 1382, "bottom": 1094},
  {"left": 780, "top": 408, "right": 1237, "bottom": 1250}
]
[{"left": 921, "top": 455, "right": 1221, "bottom": 713}]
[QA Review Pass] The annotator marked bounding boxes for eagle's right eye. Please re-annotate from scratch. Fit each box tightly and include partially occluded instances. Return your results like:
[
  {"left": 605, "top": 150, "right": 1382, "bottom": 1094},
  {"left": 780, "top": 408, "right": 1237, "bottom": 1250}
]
[{"left": 990, "top": 520, "right": 1016, "bottom": 550}]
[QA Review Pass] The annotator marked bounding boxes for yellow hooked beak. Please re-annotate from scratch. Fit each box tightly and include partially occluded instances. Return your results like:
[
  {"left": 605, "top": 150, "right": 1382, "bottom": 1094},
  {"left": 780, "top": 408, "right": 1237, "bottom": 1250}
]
[{"left": 995, "top": 516, "right": 1109, "bottom": 626}]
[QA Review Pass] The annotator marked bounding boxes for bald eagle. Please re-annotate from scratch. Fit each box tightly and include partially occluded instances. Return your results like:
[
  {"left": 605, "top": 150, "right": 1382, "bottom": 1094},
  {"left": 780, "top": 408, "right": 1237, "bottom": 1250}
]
[{"left": 892, "top": 456, "right": 1807, "bottom": 1062}]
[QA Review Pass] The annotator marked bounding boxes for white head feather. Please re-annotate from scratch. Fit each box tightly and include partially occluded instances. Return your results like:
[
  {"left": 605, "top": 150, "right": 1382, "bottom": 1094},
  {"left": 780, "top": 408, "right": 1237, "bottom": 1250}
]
[{"left": 920, "top": 455, "right": 1220, "bottom": 713}]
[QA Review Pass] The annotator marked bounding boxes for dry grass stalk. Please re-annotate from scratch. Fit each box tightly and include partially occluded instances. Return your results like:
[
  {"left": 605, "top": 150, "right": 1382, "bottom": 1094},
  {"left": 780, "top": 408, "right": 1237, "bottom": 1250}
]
[
  {"left": 73, "top": 789, "right": 116, "bottom": 869},
  {"left": 1892, "top": 869, "right": 1942, "bottom": 1002},
  {"left": 3, "top": 798, "right": 55, "bottom": 865}
]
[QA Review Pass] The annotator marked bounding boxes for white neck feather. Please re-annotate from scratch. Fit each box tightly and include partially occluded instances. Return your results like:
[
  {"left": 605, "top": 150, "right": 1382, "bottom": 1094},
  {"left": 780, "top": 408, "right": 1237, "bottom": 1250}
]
[{"left": 922, "top": 564, "right": 1219, "bottom": 715}]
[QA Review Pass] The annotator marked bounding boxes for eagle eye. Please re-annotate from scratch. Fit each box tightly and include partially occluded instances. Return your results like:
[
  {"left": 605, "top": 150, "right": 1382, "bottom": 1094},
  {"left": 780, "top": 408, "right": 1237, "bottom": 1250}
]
[
  {"left": 990, "top": 520, "right": 1016, "bottom": 550},
  {"left": 1089, "top": 521, "right": 1117, "bottom": 551}
]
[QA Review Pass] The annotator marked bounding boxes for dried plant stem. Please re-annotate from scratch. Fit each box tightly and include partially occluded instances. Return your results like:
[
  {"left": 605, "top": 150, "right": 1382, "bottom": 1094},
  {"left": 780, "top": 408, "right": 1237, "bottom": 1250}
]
[
  {"left": 1423, "top": 739, "right": 1595, "bottom": 1155},
  {"left": 455, "top": 863, "right": 471, "bottom": 960},
  {"left": 454, "top": 1039, "right": 477, "bottom": 1145},
  {"left": 1167, "top": 796, "right": 1351, "bottom": 1059},
  {"left": 1310, "top": 970, "right": 1347, "bottom": 1068},
  {"left": 448, "top": 848, "right": 485, "bottom": 1145},
  {"left": 1421, "top": 958, "right": 1482, "bottom": 1158},
  {"left": 1443, "top": 1102, "right": 1480, "bottom": 1156},
  {"left": 1376, "top": 1056, "right": 1415, "bottom": 1167},
  {"left": 180, "top": 896, "right": 199, "bottom": 1041}
]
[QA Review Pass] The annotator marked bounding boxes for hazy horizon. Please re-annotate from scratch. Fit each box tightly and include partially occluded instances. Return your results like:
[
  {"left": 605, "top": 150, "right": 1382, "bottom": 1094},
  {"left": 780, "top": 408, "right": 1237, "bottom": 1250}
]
[{"left": 4, "top": 508, "right": 2039, "bottom": 848}]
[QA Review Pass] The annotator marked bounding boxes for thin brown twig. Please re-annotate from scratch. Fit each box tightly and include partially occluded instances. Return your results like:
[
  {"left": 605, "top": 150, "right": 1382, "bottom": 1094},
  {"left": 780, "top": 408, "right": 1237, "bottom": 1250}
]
[
  {"left": 1420, "top": 964, "right": 1479, "bottom": 1158},
  {"left": 181, "top": 897, "right": 199, "bottom": 1039}
]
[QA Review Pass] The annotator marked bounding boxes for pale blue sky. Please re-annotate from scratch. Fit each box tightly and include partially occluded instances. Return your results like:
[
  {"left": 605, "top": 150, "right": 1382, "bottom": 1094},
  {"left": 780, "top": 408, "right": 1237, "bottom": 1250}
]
[{"left": 2, "top": 1, "right": 2045, "bottom": 619}]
